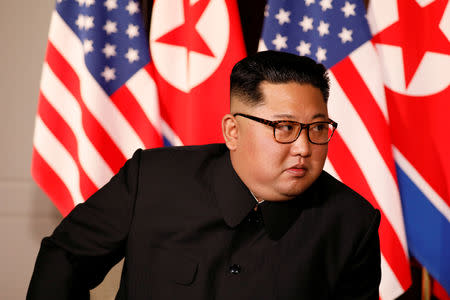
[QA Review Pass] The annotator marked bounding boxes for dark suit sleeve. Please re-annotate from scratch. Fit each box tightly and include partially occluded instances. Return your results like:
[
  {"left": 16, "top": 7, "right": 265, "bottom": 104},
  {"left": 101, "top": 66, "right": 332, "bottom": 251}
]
[
  {"left": 27, "top": 149, "right": 143, "bottom": 300},
  {"left": 334, "top": 209, "right": 382, "bottom": 300}
]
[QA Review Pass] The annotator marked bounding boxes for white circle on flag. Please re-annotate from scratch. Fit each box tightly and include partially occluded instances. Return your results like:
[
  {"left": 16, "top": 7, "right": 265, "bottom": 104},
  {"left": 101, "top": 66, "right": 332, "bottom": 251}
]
[
  {"left": 369, "top": 1, "right": 450, "bottom": 97},
  {"left": 376, "top": 44, "right": 450, "bottom": 96},
  {"left": 150, "top": 0, "right": 230, "bottom": 93}
]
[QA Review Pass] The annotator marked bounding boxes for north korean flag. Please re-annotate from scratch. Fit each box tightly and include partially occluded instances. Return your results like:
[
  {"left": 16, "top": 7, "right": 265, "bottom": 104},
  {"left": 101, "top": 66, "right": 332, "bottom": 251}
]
[
  {"left": 369, "top": 0, "right": 450, "bottom": 296},
  {"left": 149, "top": 0, "right": 246, "bottom": 146}
]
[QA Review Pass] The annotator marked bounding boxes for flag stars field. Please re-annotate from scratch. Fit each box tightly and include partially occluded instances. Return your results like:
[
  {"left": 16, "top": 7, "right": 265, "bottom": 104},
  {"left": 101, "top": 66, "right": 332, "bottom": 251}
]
[
  {"left": 56, "top": 0, "right": 148, "bottom": 93},
  {"left": 261, "top": 0, "right": 367, "bottom": 69},
  {"left": 275, "top": 8, "right": 291, "bottom": 25}
]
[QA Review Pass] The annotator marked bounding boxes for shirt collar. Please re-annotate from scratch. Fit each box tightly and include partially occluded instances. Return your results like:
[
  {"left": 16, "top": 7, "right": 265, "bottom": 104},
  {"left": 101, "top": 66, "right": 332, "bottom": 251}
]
[{"left": 211, "top": 148, "right": 320, "bottom": 240}]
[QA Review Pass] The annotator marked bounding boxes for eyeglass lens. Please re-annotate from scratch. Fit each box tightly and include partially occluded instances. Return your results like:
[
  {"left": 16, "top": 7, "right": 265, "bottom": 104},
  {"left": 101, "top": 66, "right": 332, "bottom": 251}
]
[{"left": 274, "top": 122, "right": 334, "bottom": 144}]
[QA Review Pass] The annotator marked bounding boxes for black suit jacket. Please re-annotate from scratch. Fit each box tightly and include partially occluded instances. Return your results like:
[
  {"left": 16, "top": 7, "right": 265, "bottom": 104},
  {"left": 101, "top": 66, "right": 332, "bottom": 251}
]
[{"left": 27, "top": 144, "right": 381, "bottom": 299}]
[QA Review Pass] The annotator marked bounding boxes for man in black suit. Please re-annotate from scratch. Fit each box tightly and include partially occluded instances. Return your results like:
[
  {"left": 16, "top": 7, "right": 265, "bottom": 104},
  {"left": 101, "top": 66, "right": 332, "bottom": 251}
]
[{"left": 28, "top": 50, "right": 381, "bottom": 299}]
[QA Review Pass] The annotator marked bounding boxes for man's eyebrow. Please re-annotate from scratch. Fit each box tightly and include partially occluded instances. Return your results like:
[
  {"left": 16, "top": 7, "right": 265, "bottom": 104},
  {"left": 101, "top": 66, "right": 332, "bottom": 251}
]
[
  {"left": 272, "top": 113, "right": 295, "bottom": 119},
  {"left": 312, "top": 113, "right": 327, "bottom": 119},
  {"left": 271, "top": 113, "right": 328, "bottom": 120}
]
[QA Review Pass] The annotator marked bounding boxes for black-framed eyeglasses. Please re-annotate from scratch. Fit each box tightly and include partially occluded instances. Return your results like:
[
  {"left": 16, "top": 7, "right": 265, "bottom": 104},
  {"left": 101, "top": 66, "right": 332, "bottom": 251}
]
[{"left": 234, "top": 113, "right": 338, "bottom": 144}]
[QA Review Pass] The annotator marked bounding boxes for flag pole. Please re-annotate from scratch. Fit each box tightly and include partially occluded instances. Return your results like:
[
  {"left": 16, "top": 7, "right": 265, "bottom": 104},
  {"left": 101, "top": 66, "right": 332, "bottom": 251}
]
[{"left": 422, "top": 267, "right": 431, "bottom": 300}]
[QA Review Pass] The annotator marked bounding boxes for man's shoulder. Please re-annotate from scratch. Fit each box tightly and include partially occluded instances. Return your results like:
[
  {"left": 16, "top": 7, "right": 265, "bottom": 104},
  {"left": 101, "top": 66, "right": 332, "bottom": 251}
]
[
  {"left": 314, "top": 171, "right": 380, "bottom": 224},
  {"left": 139, "top": 143, "right": 226, "bottom": 158},
  {"left": 137, "top": 143, "right": 228, "bottom": 171}
]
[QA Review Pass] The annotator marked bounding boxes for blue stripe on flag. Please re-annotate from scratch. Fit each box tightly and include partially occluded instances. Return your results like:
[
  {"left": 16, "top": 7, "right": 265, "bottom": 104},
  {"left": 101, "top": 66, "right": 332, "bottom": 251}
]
[
  {"left": 163, "top": 136, "right": 173, "bottom": 147},
  {"left": 396, "top": 164, "right": 450, "bottom": 293}
]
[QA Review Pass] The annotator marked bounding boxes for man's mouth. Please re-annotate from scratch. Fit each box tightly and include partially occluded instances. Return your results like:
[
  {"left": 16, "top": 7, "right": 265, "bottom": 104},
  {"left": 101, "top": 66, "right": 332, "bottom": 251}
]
[{"left": 286, "top": 165, "right": 307, "bottom": 177}]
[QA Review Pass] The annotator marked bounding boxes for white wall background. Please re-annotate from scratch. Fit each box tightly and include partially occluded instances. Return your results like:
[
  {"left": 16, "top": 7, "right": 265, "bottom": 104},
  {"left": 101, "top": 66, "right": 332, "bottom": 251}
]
[{"left": 0, "top": 1, "right": 121, "bottom": 299}]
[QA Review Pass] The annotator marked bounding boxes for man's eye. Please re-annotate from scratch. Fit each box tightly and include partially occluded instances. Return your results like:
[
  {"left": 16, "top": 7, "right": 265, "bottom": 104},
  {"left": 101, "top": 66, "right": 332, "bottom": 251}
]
[
  {"left": 277, "top": 123, "right": 294, "bottom": 132},
  {"left": 311, "top": 124, "right": 326, "bottom": 132}
]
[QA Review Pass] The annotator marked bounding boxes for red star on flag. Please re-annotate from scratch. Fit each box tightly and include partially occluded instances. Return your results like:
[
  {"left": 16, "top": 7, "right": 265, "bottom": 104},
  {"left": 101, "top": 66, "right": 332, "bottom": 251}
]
[
  {"left": 155, "top": 0, "right": 215, "bottom": 57},
  {"left": 372, "top": 0, "right": 450, "bottom": 88}
]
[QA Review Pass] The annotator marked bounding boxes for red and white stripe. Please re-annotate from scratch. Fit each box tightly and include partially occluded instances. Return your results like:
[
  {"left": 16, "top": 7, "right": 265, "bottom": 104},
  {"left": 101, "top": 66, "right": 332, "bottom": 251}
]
[
  {"left": 32, "top": 11, "right": 162, "bottom": 216},
  {"left": 324, "top": 40, "right": 411, "bottom": 299}
]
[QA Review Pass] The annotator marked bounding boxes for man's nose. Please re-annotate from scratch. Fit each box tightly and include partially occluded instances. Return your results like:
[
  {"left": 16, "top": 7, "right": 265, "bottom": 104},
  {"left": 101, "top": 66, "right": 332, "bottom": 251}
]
[{"left": 290, "top": 129, "right": 312, "bottom": 157}]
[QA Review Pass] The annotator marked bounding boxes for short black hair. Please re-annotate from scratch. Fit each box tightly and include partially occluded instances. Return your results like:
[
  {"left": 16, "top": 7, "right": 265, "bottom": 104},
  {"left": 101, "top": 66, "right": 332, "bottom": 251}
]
[{"left": 230, "top": 50, "right": 329, "bottom": 106}]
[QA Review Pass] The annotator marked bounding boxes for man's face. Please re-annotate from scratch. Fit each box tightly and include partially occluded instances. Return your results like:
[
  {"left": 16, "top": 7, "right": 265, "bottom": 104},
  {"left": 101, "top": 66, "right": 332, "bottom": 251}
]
[{"left": 227, "top": 81, "right": 329, "bottom": 201}]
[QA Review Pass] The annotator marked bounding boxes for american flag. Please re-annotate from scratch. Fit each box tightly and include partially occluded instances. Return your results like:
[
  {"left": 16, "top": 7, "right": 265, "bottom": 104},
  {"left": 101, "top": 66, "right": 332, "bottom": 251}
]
[
  {"left": 260, "top": 0, "right": 411, "bottom": 299},
  {"left": 32, "top": 0, "right": 163, "bottom": 216}
]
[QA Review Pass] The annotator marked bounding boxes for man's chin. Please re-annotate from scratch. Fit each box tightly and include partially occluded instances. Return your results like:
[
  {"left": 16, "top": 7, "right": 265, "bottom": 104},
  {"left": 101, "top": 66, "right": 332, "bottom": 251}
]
[
  {"left": 261, "top": 189, "right": 307, "bottom": 202},
  {"left": 279, "top": 182, "right": 314, "bottom": 199},
  {"left": 256, "top": 178, "right": 315, "bottom": 201}
]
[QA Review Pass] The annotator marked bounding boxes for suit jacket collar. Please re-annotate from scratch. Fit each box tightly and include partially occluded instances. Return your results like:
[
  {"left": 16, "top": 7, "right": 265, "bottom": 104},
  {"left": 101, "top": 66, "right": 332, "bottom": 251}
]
[
  {"left": 212, "top": 150, "right": 256, "bottom": 228},
  {"left": 211, "top": 148, "right": 320, "bottom": 240}
]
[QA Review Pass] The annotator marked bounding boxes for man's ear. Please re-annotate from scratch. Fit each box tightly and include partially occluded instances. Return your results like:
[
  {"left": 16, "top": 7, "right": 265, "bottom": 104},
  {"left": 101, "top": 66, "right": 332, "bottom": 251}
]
[{"left": 222, "top": 114, "right": 238, "bottom": 151}]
